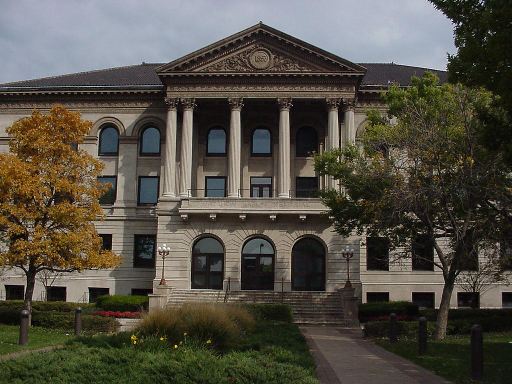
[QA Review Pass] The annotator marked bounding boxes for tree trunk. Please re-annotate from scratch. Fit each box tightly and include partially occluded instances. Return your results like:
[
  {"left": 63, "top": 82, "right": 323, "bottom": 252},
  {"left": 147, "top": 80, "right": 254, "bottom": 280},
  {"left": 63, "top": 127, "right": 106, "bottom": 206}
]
[
  {"left": 24, "top": 269, "right": 37, "bottom": 326},
  {"left": 434, "top": 277, "right": 455, "bottom": 340}
]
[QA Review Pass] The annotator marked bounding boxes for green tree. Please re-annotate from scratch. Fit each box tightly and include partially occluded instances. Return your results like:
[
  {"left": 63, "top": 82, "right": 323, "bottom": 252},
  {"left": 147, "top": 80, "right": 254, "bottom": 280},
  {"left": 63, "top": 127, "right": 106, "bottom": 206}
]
[
  {"left": 0, "top": 105, "right": 120, "bottom": 314},
  {"left": 315, "top": 73, "right": 512, "bottom": 339}
]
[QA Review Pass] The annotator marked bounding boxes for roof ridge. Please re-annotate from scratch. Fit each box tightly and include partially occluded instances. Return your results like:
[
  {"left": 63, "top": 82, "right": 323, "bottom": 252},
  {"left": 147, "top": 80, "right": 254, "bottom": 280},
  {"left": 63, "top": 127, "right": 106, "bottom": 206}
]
[{"left": 358, "top": 62, "right": 447, "bottom": 72}]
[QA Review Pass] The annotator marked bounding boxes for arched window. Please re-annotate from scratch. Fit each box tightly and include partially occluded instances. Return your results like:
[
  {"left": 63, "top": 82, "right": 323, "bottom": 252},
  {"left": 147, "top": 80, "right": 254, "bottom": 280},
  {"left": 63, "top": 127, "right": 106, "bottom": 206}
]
[
  {"left": 140, "top": 126, "right": 161, "bottom": 155},
  {"left": 292, "top": 237, "right": 325, "bottom": 291},
  {"left": 241, "top": 237, "right": 275, "bottom": 290},
  {"left": 296, "top": 126, "right": 318, "bottom": 157},
  {"left": 98, "top": 126, "right": 119, "bottom": 156},
  {"left": 251, "top": 127, "right": 272, "bottom": 156},
  {"left": 206, "top": 127, "right": 227, "bottom": 156},
  {"left": 192, "top": 237, "right": 224, "bottom": 290}
]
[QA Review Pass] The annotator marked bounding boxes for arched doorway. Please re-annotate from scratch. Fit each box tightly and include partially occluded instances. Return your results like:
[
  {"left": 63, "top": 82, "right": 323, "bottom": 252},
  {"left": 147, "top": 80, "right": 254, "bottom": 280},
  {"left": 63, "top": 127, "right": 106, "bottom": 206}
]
[
  {"left": 292, "top": 237, "right": 325, "bottom": 291},
  {"left": 241, "top": 237, "right": 275, "bottom": 290},
  {"left": 192, "top": 237, "right": 224, "bottom": 290}
]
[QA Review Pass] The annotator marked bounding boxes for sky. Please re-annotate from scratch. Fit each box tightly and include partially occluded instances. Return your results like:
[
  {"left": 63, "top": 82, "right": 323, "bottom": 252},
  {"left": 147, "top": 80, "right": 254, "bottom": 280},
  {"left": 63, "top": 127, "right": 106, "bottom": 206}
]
[{"left": 0, "top": 0, "right": 456, "bottom": 84}]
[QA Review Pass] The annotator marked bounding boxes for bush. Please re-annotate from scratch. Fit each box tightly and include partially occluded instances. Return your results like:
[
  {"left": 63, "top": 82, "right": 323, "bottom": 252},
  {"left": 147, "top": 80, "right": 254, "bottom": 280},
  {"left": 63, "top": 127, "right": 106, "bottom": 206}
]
[
  {"left": 31, "top": 312, "right": 118, "bottom": 332},
  {"left": 0, "top": 300, "right": 94, "bottom": 312},
  {"left": 95, "top": 295, "right": 149, "bottom": 312},
  {"left": 359, "top": 301, "right": 419, "bottom": 323},
  {"left": 420, "top": 308, "right": 512, "bottom": 321},
  {"left": 136, "top": 303, "right": 256, "bottom": 350},
  {"left": 244, "top": 304, "right": 293, "bottom": 323},
  {"left": 364, "top": 320, "right": 436, "bottom": 338}
]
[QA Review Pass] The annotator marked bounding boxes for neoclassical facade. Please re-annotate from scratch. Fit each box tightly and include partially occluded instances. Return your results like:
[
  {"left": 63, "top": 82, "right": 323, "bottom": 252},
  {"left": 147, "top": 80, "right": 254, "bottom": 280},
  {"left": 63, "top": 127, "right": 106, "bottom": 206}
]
[{"left": 1, "top": 23, "right": 509, "bottom": 310}]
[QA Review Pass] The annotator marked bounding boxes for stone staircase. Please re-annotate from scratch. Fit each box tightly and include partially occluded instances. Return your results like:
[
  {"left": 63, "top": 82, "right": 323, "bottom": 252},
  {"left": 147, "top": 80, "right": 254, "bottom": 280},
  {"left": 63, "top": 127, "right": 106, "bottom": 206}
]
[{"left": 167, "top": 289, "right": 355, "bottom": 326}]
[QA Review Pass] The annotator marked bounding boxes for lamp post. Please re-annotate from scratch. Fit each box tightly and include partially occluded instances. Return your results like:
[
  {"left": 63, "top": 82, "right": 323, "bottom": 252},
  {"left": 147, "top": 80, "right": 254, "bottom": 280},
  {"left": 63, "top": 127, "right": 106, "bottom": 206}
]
[
  {"left": 157, "top": 243, "right": 171, "bottom": 286},
  {"left": 341, "top": 245, "right": 354, "bottom": 288}
]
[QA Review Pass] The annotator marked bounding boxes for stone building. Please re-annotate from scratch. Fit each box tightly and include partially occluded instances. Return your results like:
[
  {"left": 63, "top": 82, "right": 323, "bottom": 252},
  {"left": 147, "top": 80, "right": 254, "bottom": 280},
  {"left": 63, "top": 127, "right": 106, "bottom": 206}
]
[{"left": 1, "top": 23, "right": 510, "bottom": 316}]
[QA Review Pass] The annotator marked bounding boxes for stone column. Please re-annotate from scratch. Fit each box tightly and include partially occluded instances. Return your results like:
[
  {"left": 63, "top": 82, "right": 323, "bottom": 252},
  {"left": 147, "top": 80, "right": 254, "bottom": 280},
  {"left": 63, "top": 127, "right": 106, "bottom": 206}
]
[
  {"left": 326, "top": 98, "right": 341, "bottom": 189},
  {"left": 344, "top": 99, "right": 356, "bottom": 145},
  {"left": 179, "top": 98, "right": 196, "bottom": 198},
  {"left": 278, "top": 98, "right": 292, "bottom": 198},
  {"left": 228, "top": 98, "right": 243, "bottom": 198},
  {"left": 162, "top": 97, "right": 179, "bottom": 199},
  {"left": 116, "top": 136, "right": 138, "bottom": 214}
]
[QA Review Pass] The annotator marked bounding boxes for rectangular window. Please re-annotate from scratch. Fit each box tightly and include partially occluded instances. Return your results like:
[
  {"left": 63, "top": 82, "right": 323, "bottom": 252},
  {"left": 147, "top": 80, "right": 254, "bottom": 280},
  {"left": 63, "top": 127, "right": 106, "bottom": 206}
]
[
  {"left": 133, "top": 235, "right": 156, "bottom": 268},
  {"left": 366, "top": 237, "right": 390, "bottom": 271},
  {"left": 457, "top": 292, "right": 480, "bottom": 308},
  {"left": 250, "top": 177, "right": 272, "bottom": 197},
  {"left": 138, "top": 176, "right": 159, "bottom": 205},
  {"left": 88, "top": 287, "right": 109, "bottom": 303},
  {"left": 500, "top": 239, "right": 512, "bottom": 270},
  {"left": 46, "top": 286, "right": 67, "bottom": 302},
  {"left": 99, "top": 234, "right": 112, "bottom": 251},
  {"left": 131, "top": 288, "right": 153, "bottom": 296},
  {"left": 5, "top": 285, "right": 24, "bottom": 300},
  {"left": 502, "top": 292, "right": 512, "bottom": 308},
  {"left": 295, "top": 177, "right": 318, "bottom": 198},
  {"left": 98, "top": 176, "right": 117, "bottom": 205},
  {"left": 412, "top": 292, "right": 435, "bottom": 309},
  {"left": 412, "top": 234, "right": 434, "bottom": 271},
  {"left": 205, "top": 176, "right": 226, "bottom": 197},
  {"left": 367, "top": 292, "right": 389, "bottom": 303}
]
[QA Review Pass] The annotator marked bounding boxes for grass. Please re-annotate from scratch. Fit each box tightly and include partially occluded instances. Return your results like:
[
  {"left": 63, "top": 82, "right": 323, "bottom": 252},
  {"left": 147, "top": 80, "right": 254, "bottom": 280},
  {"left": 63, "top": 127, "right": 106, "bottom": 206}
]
[
  {"left": 376, "top": 332, "right": 512, "bottom": 384},
  {"left": 0, "top": 325, "right": 72, "bottom": 356},
  {"left": 0, "top": 320, "right": 317, "bottom": 384}
]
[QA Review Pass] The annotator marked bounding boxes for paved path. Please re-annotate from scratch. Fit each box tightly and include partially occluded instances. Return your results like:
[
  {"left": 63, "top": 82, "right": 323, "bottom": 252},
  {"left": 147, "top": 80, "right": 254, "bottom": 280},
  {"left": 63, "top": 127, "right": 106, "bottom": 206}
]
[
  {"left": 0, "top": 344, "right": 64, "bottom": 361},
  {"left": 300, "top": 326, "right": 451, "bottom": 384}
]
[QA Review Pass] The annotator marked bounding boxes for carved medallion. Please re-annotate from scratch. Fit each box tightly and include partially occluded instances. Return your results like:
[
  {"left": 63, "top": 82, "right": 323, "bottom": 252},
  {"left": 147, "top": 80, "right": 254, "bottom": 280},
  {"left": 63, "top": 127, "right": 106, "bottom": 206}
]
[{"left": 249, "top": 48, "right": 273, "bottom": 70}]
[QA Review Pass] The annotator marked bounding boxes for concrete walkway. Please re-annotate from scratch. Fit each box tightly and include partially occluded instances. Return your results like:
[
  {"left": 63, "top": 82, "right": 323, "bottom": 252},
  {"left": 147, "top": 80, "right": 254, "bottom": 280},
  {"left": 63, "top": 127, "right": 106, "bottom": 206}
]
[{"left": 300, "top": 326, "right": 451, "bottom": 384}]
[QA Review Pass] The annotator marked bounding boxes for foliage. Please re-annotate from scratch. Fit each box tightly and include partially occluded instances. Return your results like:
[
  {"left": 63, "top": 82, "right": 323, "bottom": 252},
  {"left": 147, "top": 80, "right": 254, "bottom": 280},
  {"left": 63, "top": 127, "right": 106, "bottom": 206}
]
[
  {"left": 420, "top": 308, "right": 512, "bottom": 321},
  {"left": 0, "top": 324, "right": 71, "bottom": 356},
  {"left": 0, "top": 300, "right": 94, "bottom": 313},
  {"left": 95, "top": 295, "right": 149, "bottom": 312},
  {"left": 93, "top": 310, "right": 141, "bottom": 319},
  {"left": 364, "top": 320, "right": 437, "bottom": 338},
  {"left": 315, "top": 73, "right": 512, "bottom": 339},
  {"left": 243, "top": 303, "right": 293, "bottom": 323},
  {"left": 359, "top": 301, "right": 419, "bottom": 323},
  {"left": 456, "top": 259, "right": 511, "bottom": 296},
  {"left": 0, "top": 105, "right": 121, "bottom": 311}
]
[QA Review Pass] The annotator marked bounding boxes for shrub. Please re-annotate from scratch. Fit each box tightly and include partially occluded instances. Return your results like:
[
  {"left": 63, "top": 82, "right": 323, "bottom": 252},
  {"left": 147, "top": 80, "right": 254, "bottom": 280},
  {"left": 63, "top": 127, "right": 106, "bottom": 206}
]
[
  {"left": 359, "top": 301, "right": 419, "bottom": 323},
  {"left": 420, "top": 308, "right": 512, "bottom": 321},
  {"left": 31, "top": 312, "right": 118, "bottom": 332},
  {"left": 364, "top": 320, "right": 436, "bottom": 338},
  {"left": 243, "top": 304, "right": 293, "bottom": 323},
  {"left": 93, "top": 311, "right": 141, "bottom": 319},
  {"left": 0, "top": 300, "right": 94, "bottom": 312},
  {"left": 95, "top": 295, "right": 149, "bottom": 312}
]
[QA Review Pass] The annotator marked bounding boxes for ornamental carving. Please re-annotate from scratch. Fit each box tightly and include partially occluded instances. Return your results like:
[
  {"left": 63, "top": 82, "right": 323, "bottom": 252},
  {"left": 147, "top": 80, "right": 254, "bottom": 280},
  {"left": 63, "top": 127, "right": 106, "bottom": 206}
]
[
  {"left": 325, "top": 98, "right": 342, "bottom": 110},
  {"left": 277, "top": 97, "right": 293, "bottom": 110},
  {"left": 228, "top": 97, "right": 244, "bottom": 110},
  {"left": 164, "top": 97, "right": 179, "bottom": 109},
  {"left": 180, "top": 98, "right": 196, "bottom": 109}
]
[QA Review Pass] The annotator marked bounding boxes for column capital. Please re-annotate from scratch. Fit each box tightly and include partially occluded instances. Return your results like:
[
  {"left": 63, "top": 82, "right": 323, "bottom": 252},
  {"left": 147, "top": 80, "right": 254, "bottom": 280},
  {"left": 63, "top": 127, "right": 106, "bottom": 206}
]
[
  {"left": 228, "top": 97, "right": 244, "bottom": 110},
  {"left": 326, "top": 97, "right": 342, "bottom": 110},
  {"left": 180, "top": 98, "right": 197, "bottom": 110},
  {"left": 343, "top": 98, "right": 356, "bottom": 111},
  {"left": 164, "top": 97, "right": 179, "bottom": 109},
  {"left": 277, "top": 97, "right": 293, "bottom": 110}
]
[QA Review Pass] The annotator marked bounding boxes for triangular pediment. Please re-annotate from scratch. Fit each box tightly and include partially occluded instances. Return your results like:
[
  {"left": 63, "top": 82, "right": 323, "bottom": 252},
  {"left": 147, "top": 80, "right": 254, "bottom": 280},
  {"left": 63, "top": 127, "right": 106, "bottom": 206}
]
[{"left": 157, "top": 23, "right": 366, "bottom": 76}]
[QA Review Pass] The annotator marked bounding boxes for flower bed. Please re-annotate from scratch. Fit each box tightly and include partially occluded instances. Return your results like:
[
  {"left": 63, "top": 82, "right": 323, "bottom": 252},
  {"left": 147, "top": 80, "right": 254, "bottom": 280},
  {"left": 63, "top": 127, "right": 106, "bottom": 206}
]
[{"left": 93, "top": 311, "right": 141, "bottom": 319}]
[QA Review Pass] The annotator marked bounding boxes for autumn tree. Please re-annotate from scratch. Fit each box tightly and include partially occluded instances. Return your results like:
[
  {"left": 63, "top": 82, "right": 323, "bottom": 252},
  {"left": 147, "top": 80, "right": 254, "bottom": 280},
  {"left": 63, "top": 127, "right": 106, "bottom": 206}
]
[
  {"left": 315, "top": 73, "right": 512, "bottom": 339},
  {"left": 0, "top": 105, "right": 120, "bottom": 313}
]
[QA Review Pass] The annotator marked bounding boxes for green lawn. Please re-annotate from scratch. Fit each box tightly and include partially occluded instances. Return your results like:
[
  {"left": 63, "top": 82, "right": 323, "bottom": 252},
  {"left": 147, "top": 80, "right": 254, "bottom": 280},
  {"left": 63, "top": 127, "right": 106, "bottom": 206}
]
[
  {"left": 0, "top": 325, "right": 72, "bottom": 356},
  {"left": 376, "top": 332, "right": 512, "bottom": 384},
  {"left": 0, "top": 321, "right": 317, "bottom": 384}
]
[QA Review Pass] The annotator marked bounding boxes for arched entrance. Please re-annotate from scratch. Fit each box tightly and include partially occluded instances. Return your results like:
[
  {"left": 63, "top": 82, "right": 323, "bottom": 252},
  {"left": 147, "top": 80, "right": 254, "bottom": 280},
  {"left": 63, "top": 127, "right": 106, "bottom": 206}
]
[
  {"left": 192, "top": 237, "right": 224, "bottom": 290},
  {"left": 292, "top": 237, "right": 326, "bottom": 291},
  {"left": 241, "top": 237, "right": 275, "bottom": 290}
]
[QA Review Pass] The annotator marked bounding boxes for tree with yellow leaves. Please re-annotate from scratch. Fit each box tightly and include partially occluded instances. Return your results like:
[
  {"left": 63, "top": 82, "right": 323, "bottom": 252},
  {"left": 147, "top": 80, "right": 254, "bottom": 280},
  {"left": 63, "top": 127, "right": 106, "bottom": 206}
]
[{"left": 0, "top": 105, "right": 120, "bottom": 313}]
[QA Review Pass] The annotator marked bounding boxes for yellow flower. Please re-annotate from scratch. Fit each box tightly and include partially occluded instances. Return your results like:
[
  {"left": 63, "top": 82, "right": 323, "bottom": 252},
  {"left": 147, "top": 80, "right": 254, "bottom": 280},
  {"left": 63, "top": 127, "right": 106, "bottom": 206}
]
[
  {"left": 174, "top": 344, "right": 178, "bottom": 349},
  {"left": 130, "top": 335, "right": 138, "bottom": 345},
  {"left": 133, "top": 340, "right": 137, "bottom": 345},
  {"left": 206, "top": 339, "right": 212, "bottom": 344},
  {"left": 183, "top": 332, "right": 188, "bottom": 336},
  {"left": 160, "top": 336, "right": 167, "bottom": 341},
  {"left": 179, "top": 341, "right": 183, "bottom": 345}
]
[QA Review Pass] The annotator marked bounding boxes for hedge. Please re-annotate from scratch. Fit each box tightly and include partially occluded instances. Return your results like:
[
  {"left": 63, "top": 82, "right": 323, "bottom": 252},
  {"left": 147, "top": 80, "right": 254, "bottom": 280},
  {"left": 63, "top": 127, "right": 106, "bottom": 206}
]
[
  {"left": 95, "top": 295, "right": 149, "bottom": 312},
  {"left": 364, "top": 320, "right": 437, "bottom": 338},
  {"left": 420, "top": 308, "right": 512, "bottom": 321},
  {"left": 359, "top": 301, "right": 419, "bottom": 323},
  {"left": 243, "top": 304, "right": 293, "bottom": 323},
  {"left": 0, "top": 300, "right": 95, "bottom": 312}
]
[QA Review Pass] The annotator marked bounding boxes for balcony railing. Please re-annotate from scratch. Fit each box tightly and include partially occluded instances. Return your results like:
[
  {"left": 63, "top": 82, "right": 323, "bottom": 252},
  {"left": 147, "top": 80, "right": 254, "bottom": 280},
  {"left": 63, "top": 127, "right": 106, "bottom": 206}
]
[{"left": 184, "top": 189, "right": 320, "bottom": 199}]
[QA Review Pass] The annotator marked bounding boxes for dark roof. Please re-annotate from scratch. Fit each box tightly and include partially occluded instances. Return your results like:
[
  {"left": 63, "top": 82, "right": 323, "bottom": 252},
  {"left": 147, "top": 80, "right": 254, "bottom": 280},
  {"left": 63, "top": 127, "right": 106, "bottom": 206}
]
[{"left": 0, "top": 62, "right": 446, "bottom": 91}]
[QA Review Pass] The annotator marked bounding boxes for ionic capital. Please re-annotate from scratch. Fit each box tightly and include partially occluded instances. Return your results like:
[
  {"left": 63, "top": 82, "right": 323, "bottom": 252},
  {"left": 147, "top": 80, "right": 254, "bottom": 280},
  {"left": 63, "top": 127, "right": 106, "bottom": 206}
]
[
  {"left": 180, "top": 98, "right": 197, "bottom": 110},
  {"left": 228, "top": 97, "right": 244, "bottom": 110}
]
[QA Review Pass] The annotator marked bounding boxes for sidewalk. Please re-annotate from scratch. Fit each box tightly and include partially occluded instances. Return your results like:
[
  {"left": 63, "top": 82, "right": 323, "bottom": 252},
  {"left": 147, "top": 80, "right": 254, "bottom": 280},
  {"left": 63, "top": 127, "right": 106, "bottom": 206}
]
[{"left": 300, "top": 326, "right": 451, "bottom": 384}]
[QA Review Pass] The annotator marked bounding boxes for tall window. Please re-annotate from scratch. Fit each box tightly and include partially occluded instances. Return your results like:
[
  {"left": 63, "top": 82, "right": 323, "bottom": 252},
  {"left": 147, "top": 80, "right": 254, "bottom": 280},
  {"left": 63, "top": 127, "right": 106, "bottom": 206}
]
[
  {"left": 459, "top": 233, "right": 479, "bottom": 271},
  {"left": 140, "top": 126, "right": 160, "bottom": 155},
  {"left": 296, "top": 126, "right": 318, "bottom": 157},
  {"left": 192, "top": 237, "right": 224, "bottom": 290},
  {"left": 98, "top": 126, "right": 119, "bottom": 156},
  {"left": 138, "top": 176, "right": 159, "bottom": 205},
  {"left": 133, "top": 235, "right": 156, "bottom": 268},
  {"left": 250, "top": 177, "right": 272, "bottom": 197},
  {"left": 99, "top": 234, "right": 112, "bottom": 251},
  {"left": 412, "top": 234, "right": 434, "bottom": 271},
  {"left": 292, "top": 237, "right": 325, "bottom": 291},
  {"left": 366, "top": 237, "right": 390, "bottom": 271},
  {"left": 98, "top": 176, "right": 117, "bottom": 205},
  {"left": 205, "top": 176, "right": 226, "bottom": 197},
  {"left": 241, "top": 238, "right": 275, "bottom": 290},
  {"left": 207, "top": 127, "right": 227, "bottom": 156},
  {"left": 295, "top": 177, "right": 318, "bottom": 198},
  {"left": 251, "top": 127, "right": 272, "bottom": 156}
]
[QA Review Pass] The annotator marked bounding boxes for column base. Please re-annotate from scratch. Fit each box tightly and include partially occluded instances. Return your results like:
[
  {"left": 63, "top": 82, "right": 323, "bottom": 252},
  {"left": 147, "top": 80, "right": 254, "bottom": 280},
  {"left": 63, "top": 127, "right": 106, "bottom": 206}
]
[{"left": 278, "top": 193, "right": 290, "bottom": 198}]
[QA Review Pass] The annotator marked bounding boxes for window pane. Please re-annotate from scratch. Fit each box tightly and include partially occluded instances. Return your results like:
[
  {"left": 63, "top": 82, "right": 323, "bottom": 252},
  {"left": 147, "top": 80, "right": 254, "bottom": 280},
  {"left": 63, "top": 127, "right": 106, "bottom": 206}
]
[
  {"left": 99, "top": 234, "right": 112, "bottom": 251},
  {"left": 205, "top": 177, "right": 226, "bottom": 197},
  {"left": 296, "top": 126, "right": 318, "bottom": 157},
  {"left": 367, "top": 292, "right": 389, "bottom": 303},
  {"left": 138, "top": 177, "right": 159, "bottom": 205},
  {"left": 367, "top": 237, "right": 389, "bottom": 271},
  {"left": 296, "top": 177, "right": 318, "bottom": 198},
  {"left": 46, "top": 286, "right": 66, "bottom": 302},
  {"left": 98, "top": 177, "right": 117, "bottom": 205},
  {"left": 210, "top": 255, "right": 223, "bottom": 272},
  {"left": 242, "top": 238, "right": 274, "bottom": 255},
  {"left": 412, "top": 292, "right": 435, "bottom": 309},
  {"left": 5, "top": 285, "right": 24, "bottom": 300},
  {"left": 503, "top": 292, "right": 512, "bottom": 308},
  {"left": 252, "top": 128, "right": 271, "bottom": 155},
  {"left": 412, "top": 234, "right": 434, "bottom": 271},
  {"left": 88, "top": 287, "right": 109, "bottom": 303},
  {"left": 141, "top": 127, "right": 160, "bottom": 154},
  {"left": 99, "top": 126, "right": 119, "bottom": 155},
  {"left": 250, "top": 177, "right": 272, "bottom": 197},
  {"left": 193, "top": 237, "right": 223, "bottom": 254},
  {"left": 457, "top": 292, "right": 479, "bottom": 308},
  {"left": 134, "top": 235, "right": 156, "bottom": 268},
  {"left": 207, "top": 128, "right": 226, "bottom": 155},
  {"left": 193, "top": 256, "right": 207, "bottom": 272}
]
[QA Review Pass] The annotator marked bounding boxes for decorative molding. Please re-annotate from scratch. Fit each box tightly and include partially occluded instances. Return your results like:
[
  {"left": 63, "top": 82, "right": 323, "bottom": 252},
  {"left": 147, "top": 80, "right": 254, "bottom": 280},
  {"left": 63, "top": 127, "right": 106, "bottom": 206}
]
[
  {"left": 343, "top": 98, "right": 356, "bottom": 111},
  {"left": 239, "top": 214, "right": 247, "bottom": 222},
  {"left": 180, "top": 214, "right": 189, "bottom": 222},
  {"left": 269, "top": 214, "right": 277, "bottom": 222},
  {"left": 277, "top": 97, "right": 293, "bottom": 110},
  {"left": 180, "top": 98, "right": 196, "bottom": 109},
  {"left": 228, "top": 97, "right": 244, "bottom": 110},
  {"left": 299, "top": 215, "right": 307, "bottom": 222},
  {"left": 209, "top": 213, "right": 217, "bottom": 222},
  {"left": 325, "top": 97, "right": 342, "bottom": 110}
]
